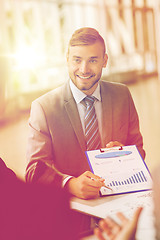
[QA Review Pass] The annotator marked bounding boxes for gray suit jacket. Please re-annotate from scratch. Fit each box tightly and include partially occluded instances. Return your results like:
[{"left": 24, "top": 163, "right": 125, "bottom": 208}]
[{"left": 26, "top": 80, "right": 145, "bottom": 182}]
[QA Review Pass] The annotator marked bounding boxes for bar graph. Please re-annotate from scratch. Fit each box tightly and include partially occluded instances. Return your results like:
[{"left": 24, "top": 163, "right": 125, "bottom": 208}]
[
  {"left": 108, "top": 170, "right": 147, "bottom": 188},
  {"left": 100, "top": 168, "right": 153, "bottom": 195}
]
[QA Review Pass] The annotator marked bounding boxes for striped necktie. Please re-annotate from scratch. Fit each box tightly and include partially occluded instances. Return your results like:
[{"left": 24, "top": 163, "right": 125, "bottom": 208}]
[{"left": 83, "top": 96, "right": 101, "bottom": 150}]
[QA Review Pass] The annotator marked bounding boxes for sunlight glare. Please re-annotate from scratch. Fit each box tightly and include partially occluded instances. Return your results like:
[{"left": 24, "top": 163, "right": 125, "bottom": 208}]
[{"left": 14, "top": 45, "right": 42, "bottom": 70}]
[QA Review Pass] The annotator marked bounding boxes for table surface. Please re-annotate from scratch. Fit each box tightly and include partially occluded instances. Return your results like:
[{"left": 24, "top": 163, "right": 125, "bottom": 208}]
[{"left": 71, "top": 190, "right": 156, "bottom": 240}]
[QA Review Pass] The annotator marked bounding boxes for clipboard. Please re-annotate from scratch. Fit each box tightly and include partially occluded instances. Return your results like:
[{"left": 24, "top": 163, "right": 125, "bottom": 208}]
[{"left": 85, "top": 145, "right": 152, "bottom": 196}]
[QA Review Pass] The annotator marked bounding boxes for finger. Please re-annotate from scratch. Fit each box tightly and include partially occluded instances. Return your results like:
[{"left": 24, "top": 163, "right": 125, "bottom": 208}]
[
  {"left": 106, "top": 141, "right": 124, "bottom": 148},
  {"left": 79, "top": 180, "right": 101, "bottom": 197},
  {"left": 100, "top": 217, "right": 121, "bottom": 235},
  {"left": 82, "top": 189, "right": 100, "bottom": 199},
  {"left": 99, "top": 219, "right": 113, "bottom": 236},
  {"left": 94, "top": 227, "right": 106, "bottom": 240},
  {"left": 88, "top": 178, "right": 105, "bottom": 189},
  {"left": 85, "top": 171, "right": 102, "bottom": 180},
  {"left": 93, "top": 174, "right": 104, "bottom": 181},
  {"left": 131, "top": 207, "right": 143, "bottom": 227},
  {"left": 76, "top": 184, "right": 100, "bottom": 199},
  {"left": 117, "top": 207, "right": 143, "bottom": 226},
  {"left": 114, "top": 141, "right": 124, "bottom": 146},
  {"left": 84, "top": 172, "right": 104, "bottom": 187},
  {"left": 116, "top": 212, "right": 129, "bottom": 224},
  {"left": 120, "top": 207, "right": 143, "bottom": 239},
  {"left": 106, "top": 141, "right": 114, "bottom": 148}
]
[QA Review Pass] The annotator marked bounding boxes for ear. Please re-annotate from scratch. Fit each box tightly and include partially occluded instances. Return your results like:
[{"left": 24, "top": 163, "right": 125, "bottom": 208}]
[{"left": 103, "top": 54, "right": 108, "bottom": 68}]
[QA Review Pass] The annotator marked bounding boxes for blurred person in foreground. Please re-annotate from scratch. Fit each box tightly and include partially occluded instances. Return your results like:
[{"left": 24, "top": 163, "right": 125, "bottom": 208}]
[
  {"left": 0, "top": 157, "right": 80, "bottom": 240},
  {"left": 26, "top": 27, "right": 145, "bottom": 201},
  {"left": 2, "top": 156, "right": 160, "bottom": 240},
  {"left": 0, "top": 157, "right": 144, "bottom": 239}
]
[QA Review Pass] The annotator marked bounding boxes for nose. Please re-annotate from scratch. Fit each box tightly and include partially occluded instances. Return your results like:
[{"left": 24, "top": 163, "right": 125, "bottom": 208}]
[{"left": 79, "top": 61, "right": 89, "bottom": 74}]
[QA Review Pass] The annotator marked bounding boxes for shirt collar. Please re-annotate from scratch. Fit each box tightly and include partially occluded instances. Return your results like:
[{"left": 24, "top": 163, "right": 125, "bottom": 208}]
[{"left": 69, "top": 79, "right": 101, "bottom": 104}]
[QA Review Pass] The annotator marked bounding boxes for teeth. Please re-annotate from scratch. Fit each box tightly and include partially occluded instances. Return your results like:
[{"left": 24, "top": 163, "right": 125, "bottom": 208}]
[{"left": 78, "top": 75, "right": 92, "bottom": 79}]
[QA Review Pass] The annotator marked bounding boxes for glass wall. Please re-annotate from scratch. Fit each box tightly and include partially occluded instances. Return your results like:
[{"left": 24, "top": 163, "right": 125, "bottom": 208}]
[{"left": 0, "top": 0, "right": 159, "bottom": 119}]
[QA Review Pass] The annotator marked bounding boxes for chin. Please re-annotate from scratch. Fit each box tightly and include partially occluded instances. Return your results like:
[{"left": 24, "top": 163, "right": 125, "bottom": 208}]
[{"left": 80, "top": 84, "right": 95, "bottom": 92}]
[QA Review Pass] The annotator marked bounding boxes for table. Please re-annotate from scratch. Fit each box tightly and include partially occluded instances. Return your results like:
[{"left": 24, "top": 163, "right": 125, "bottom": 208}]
[{"left": 71, "top": 190, "right": 155, "bottom": 240}]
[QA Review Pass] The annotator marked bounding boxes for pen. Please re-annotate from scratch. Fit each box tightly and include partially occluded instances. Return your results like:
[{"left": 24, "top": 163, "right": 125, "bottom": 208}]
[
  {"left": 90, "top": 177, "right": 112, "bottom": 191},
  {"left": 103, "top": 184, "right": 112, "bottom": 191}
]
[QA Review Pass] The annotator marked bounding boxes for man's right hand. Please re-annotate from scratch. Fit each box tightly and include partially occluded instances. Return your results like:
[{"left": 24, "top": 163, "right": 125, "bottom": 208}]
[{"left": 65, "top": 171, "right": 105, "bottom": 199}]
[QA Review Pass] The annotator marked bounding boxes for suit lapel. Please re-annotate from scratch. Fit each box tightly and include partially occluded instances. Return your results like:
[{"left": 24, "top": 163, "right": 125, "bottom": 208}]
[
  {"left": 63, "top": 82, "right": 86, "bottom": 152},
  {"left": 63, "top": 81, "right": 113, "bottom": 150},
  {"left": 100, "top": 81, "right": 113, "bottom": 147}
]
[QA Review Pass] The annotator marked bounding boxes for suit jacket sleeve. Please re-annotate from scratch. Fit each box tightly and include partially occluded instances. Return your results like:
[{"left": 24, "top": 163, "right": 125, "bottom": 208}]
[
  {"left": 26, "top": 82, "right": 90, "bottom": 183},
  {"left": 25, "top": 100, "right": 68, "bottom": 184}
]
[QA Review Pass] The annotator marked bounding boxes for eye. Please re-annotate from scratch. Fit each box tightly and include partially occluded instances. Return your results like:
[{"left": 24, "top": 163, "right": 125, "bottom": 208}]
[
  {"left": 73, "top": 58, "right": 81, "bottom": 63},
  {"left": 89, "top": 59, "right": 97, "bottom": 63}
]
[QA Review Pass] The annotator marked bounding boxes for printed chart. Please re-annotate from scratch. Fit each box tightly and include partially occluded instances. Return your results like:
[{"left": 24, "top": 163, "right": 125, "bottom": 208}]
[
  {"left": 86, "top": 145, "right": 152, "bottom": 196},
  {"left": 108, "top": 170, "right": 147, "bottom": 187}
]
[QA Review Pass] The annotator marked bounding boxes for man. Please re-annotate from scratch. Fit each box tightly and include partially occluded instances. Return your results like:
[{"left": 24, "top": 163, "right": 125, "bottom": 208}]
[{"left": 26, "top": 27, "right": 145, "bottom": 200}]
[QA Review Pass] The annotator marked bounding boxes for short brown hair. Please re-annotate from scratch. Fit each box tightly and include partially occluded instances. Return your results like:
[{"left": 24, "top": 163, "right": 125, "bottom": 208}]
[{"left": 68, "top": 27, "right": 106, "bottom": 54}]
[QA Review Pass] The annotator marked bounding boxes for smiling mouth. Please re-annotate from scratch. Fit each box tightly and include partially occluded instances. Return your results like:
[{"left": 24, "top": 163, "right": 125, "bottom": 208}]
[{"left": 77, "top": 75, "right": 94, "bottom": 79}]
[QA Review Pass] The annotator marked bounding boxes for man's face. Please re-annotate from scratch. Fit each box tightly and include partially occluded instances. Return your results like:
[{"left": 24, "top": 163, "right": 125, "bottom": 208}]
[{"left": 67, "top": 41, "right": 108, "bottom": 95}]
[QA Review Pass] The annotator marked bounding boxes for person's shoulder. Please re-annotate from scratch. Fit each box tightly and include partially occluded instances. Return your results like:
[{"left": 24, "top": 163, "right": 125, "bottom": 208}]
[
  {"left": 32, "top": 81, "right": 69, "bottom": 105},
  {"left": 100, "top": 80, "right": 129, "bottom": 95},
  {"left": 0, "top": 158, "right": 17, "bottom": 181},
  {"left": 101, "top": 80, "right": 128, "bottom": 90},
  {"left": 100, "top": 80, "right": 132, "bottom": 104},
  {"left": 37, "top": 84, "right": 65, "bottom": 101}
]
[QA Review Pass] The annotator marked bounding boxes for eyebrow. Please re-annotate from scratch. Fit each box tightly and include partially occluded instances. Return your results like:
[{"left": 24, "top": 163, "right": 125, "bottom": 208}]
[
  {"left": 72, "top": 56, "right": 99, "bottom": 59},
  {"left": 73, "top": 56, "right": 81, "bottom": 59},
  {"left": 90, "top": 56, "right": 99, "bottom": 59}
]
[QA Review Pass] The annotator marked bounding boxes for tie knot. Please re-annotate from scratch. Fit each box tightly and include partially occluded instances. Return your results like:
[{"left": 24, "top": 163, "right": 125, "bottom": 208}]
[{"left": 83, "top": 96, "right": 95, "bottom": 107}]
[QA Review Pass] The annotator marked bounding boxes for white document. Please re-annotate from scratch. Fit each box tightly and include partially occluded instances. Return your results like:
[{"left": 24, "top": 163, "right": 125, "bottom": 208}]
[
  {"left": 86, "top": 145, "right": 152, "bottom": 196},
  {"left": 71, "top": 190, "right": 155, "bottom": 240}
]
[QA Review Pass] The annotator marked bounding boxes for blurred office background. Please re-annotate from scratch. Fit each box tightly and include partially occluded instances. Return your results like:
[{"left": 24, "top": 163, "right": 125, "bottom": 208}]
[{"left": 0, "top": 0, "right": 160, "bottom": 179}]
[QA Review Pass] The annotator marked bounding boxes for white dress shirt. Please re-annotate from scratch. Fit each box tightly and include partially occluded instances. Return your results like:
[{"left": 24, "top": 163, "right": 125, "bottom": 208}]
[
  {"left": 62, "top": 80, "right": 103, "bottom": 187},
  {"left": 69, "top": 79, "right": 102, "bottom": 138}
]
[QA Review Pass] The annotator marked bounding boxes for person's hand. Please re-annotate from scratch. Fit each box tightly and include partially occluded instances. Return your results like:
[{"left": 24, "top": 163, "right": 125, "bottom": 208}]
[
  {"left": 106, "top": 141, "right": 124, "bottom": 148},
  {"left": 94, "top": 207, "right": 143, "bottom": 240},
  {"left": 66, "top": 171, "right": 105, "bottom": 199}
]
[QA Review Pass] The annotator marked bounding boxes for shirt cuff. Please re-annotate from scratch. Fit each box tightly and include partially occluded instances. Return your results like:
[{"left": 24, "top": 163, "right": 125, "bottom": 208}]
[{"left": 62, "top": 175, "right": 74, "bottom": 188}]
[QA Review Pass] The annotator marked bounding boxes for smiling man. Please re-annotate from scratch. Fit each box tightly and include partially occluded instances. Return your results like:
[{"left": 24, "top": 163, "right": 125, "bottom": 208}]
[
  {"left": 26, "top": 28, "right": 145, "bottom": 200},
  {"left": 67, "top": 34, "right": 108, "bottom": 95}
]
